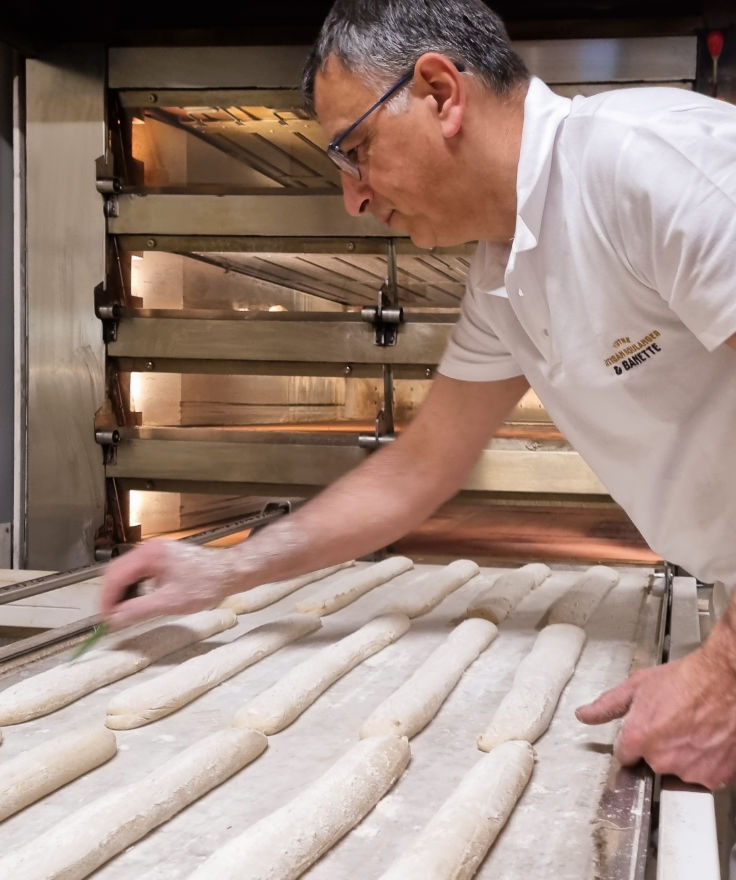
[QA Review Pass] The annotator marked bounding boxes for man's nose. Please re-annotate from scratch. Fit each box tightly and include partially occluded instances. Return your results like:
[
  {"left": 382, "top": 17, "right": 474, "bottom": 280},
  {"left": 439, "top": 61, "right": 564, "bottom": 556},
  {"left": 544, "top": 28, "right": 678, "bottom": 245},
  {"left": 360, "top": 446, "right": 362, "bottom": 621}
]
[{"left": 341, "top": 173, "right": 372, "bottom": 217}]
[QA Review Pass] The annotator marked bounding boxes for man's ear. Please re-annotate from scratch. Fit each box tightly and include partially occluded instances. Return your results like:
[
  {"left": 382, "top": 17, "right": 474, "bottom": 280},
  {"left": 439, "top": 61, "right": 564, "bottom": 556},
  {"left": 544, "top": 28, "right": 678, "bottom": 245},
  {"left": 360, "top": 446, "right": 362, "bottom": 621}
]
[{"left": 412, "top": 52, "right": 465, "bottom": 138}]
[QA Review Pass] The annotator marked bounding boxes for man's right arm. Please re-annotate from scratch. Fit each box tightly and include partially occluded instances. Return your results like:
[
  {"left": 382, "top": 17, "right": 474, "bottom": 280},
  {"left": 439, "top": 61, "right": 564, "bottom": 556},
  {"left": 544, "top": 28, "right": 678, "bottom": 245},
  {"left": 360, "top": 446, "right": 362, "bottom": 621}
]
[{"left": 100, "top": 372, "right": 529, "bottom": 627}]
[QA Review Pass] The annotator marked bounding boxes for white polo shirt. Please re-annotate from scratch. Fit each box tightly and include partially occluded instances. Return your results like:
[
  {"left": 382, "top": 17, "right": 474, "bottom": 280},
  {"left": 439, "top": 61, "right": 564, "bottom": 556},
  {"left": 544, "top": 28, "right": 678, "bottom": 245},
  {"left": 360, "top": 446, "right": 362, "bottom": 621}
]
[{"left": 438, "top": 76, "right": 736, "bottom": 585}]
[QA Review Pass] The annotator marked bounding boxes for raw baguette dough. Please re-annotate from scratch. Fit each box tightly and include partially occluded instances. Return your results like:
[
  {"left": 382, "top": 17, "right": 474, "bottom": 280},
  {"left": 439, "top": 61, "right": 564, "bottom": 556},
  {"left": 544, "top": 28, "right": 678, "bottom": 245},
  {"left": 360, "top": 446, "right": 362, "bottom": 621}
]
[
  {"left": 0, "top": 608, "right": 237, "bottom": 724},
  {"left": 0, "top": 725, "right": 117, "bottom": 821},
  {"left": 220, "top": 562, "right": 355, "bottom": 613},
  {"left": 294, "top": 556, "right": 413, "bottom": 615},
  {"left": 359, "top": 617, "right": 497, "bottom": 739},
  {"left": 0, "top": 727, "right": 267, "bottom": 880},
  {"left": 232, "top": 613, "right": 410, "bottom": 734},
  {"left": 106, "top": 613, "right": 321, "bottom": 729},
  {"left": 544, "top": 564, "right": 619, "bottom": 626},
  {"left": 466, "top": 563, "right": 551, "bottom": 624},
  {"left": 377, "top": 740, "right": 534, "bottom": 880},
  {"left": 380, "top": 559, "right": 480, "bottom": 617},
  {"left": 187, "top": 734, "right": 410, "bottom": 880},
  {"left": 477, "top": 623, "right": 586, "bottom": 751}
]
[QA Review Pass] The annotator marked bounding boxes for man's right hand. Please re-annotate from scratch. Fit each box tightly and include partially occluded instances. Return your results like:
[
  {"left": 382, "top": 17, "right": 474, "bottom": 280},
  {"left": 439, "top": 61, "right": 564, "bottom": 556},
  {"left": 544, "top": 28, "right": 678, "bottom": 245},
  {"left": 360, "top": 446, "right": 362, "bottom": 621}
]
[{"left": 100, "top": 538, "right": 235, "bottom": 629}]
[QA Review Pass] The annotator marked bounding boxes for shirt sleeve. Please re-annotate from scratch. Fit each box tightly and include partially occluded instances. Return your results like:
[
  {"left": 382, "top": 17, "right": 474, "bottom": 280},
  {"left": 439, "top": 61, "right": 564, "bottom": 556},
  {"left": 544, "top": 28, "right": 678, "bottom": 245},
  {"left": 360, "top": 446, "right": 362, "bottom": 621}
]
[
  {"left": 612, "top": 97, "right": 736, "bottom": 351},
  {"left": 438, "top": 242, "right": 525, "bottom": 382}
]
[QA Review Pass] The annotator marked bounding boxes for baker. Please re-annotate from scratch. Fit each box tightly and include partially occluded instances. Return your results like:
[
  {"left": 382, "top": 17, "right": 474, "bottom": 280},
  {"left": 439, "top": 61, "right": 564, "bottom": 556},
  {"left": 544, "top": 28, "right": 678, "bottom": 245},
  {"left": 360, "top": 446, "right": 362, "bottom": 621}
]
[{"left": 100, "top": 0, "right": 736, "bottom": 792}]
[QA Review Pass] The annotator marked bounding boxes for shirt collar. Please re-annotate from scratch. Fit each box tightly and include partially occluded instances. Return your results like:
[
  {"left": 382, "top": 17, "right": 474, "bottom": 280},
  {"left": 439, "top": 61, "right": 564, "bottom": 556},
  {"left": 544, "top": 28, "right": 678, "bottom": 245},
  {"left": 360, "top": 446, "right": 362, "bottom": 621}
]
[{"left": 512, "top": 77, "right": 572, "bottom": 255}]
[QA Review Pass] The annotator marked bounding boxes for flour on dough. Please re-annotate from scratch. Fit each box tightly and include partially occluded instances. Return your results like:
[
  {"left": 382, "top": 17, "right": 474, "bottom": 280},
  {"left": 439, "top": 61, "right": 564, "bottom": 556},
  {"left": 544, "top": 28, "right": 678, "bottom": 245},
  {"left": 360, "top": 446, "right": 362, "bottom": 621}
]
[
  {"left": 106, "top": 613, "right": 321, "bottom": 729},
  {"left": 466, "top": 562, "right": 551, "bottom": 624},
  {"left": 544, "top": 565, "right": 619, "bottom": 626},
  {"left": 0, "top": 608, "right": 237, "bottom": 724},
  {"left": 221, "top": 561, "right": 355, "bottom": 613},
  {"left": 359, "top": 617, "right": 497, "bottom": 739},
  {"left": 377, "top": 740, "right": 534, "bottom": 880},
  {"left": 186, "top": 734, "right": 410, "bottom": 880},
  {"left": 0, "top": 727, "right": 266, "bottom": 880},
  {"left": 0, "top": 726, "right": 117, "bottom": 821},
  {"left": 478, "top": 623, "right": 586, "bottom": 751},
  {"left": 380, "top": 558, "right": 480, "bottom": 618},
  {"left": 294, "top": 556, "right": 413, "bottom": 615},
  {"left": 232, "top": 613, "right": 410, "bottom": 734}
]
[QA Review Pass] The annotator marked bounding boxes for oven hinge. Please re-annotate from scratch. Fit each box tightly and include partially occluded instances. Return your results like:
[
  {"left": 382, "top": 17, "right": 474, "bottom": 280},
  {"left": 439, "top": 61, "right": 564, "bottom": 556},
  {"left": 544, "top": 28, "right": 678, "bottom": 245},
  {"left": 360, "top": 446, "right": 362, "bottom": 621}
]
[{"left": 358, "top": 240, "right": 402, "bottom": 450}]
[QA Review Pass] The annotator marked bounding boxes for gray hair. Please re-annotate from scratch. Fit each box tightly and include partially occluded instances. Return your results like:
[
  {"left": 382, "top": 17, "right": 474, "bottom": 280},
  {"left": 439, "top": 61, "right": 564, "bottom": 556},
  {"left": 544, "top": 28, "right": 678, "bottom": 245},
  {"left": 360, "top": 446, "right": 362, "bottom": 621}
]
[{"left": 301, "top": 0, "right": 529, "bottom": 115}]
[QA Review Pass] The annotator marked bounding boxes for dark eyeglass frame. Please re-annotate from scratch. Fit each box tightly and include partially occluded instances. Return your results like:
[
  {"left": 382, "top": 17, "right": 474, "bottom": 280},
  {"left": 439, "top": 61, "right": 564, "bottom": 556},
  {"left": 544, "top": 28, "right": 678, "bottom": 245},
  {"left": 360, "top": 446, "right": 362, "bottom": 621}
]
[{"left": 327, "top": 62, "right": 465, "bottom": 180}]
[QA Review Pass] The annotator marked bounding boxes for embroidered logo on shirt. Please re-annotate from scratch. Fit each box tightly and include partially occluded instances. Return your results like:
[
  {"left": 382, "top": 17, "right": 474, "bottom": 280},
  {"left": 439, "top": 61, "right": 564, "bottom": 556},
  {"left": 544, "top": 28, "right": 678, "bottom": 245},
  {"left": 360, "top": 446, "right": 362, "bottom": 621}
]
[{"left": 604, "top": 330, "right": 662, "bottom": 376}]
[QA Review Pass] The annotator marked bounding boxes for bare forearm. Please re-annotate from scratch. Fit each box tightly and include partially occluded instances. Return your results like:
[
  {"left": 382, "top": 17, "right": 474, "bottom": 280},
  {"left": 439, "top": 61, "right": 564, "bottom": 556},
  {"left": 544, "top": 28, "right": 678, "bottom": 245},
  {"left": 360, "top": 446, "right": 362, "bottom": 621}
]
[
  {"left": 221, "top": 437, "right": 458, "bottom": 591},
  {"left": 220, "top": 373, "right": 529, "bottom": 593}
]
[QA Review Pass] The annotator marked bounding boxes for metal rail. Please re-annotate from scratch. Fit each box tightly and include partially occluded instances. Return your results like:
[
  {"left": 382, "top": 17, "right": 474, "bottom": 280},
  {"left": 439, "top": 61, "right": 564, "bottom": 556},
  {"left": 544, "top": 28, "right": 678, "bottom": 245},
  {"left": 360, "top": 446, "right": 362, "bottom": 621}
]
[
  {"left": 594, "top": 566, "right": 669, "bottom": 879},
  {"left": 0, "top": 501, "right": 295, "bottom": 606}
]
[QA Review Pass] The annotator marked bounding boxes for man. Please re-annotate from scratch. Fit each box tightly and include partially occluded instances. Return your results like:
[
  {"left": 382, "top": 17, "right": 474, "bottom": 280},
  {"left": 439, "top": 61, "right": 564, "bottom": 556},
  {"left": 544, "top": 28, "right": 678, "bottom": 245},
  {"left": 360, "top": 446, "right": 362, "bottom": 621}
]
[{"left": 101, "top": 0, "right": 736, "bottom": 791}]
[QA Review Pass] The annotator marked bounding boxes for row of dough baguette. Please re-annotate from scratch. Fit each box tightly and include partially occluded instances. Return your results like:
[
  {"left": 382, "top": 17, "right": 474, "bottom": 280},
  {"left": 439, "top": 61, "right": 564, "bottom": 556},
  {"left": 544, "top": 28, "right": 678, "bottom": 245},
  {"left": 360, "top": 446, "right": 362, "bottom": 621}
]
[
  {"left": 105, "top": 556, "right": 548, "bottom": 736},
  {"left": 0, "top": 613, "right": 585, "bottom": 827},
  {"left": 0, "top": 610, "right": 489, "bottom": 826},
  {"left": 107, "top": 557, "right": 483, "bottom": 730},
  {"left": 0, "top": 726, "right": 533, "bottom": 880},
  {"left": 0, "top": 556, "right": 556, "bottom": 729},
  {"left": 0, "top": 557, "right": 413, "bottom": 730},
  {"left": 0, "top": 635, "right": 539, "bottom": 880},
  {"left": 0, "top": 559, "right": 613, "bottom": 731},
  {"left": 179, "top": 554, "right": 577, "bottom": 878},
  {"left": 0, "top": 561, "right": 615, "bottom": 878},
  {"left": 184, "top": 555, "right": 593, "bottom": 879},
  {"left": 0, "top": 557, "right": 469, "bottom": 822},
  {"left": 0, "top": 558, "right": 609, "bottom": 764},
  {"left": 187, "top": 736, "right": 535, "bottom": 880},
  {"left": 0, "top": 559, "right": 607, "bottom": 811},
  {"left": 106, "top": 558, "right": 606, "bottom": 737}
]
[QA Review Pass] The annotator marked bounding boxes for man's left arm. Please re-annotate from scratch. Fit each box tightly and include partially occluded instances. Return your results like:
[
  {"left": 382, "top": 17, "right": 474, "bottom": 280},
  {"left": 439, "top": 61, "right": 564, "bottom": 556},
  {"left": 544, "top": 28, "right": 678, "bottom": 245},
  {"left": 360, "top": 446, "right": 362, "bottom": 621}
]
[{"left": 578, "top": 324, "right": 736, "bottom": 789}]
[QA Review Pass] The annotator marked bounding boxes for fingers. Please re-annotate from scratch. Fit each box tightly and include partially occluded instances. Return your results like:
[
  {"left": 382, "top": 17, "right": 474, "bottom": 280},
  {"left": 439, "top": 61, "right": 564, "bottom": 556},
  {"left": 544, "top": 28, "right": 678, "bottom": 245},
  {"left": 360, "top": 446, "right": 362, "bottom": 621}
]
[
  {"left": 612, "top": 726, "right": 644, "bottom": 767},
  {"left": 105, "top": 593, "right": 169, "bottom": 630},
  {"left": 100, "top": 540, "right": 168, "bottom": 617},
  {"left": 575, "top": 675, "right": 638, "bottom": 725},
  {"left": 576, "top": 675, "right": 645, "bottom": 768}
]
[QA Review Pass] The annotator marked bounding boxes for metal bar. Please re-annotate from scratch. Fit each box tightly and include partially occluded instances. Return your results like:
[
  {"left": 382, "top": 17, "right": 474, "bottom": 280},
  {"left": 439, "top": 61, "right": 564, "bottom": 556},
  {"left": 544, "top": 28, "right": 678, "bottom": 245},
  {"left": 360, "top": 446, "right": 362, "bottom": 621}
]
[
  {"left": 117, "top": 88, "right": 304, "bottom": 109},
  {"left": 108, "top": 193, "right": 395, "bottom": 237},
  {"left": 108, "top": 39, "right": 696, "bottom": 91},
  {"left": 106, "top": 435, "right": 607, "bottom": 495},
  {"left": 111, "top": 358, "right": 436, "bottom": 379},
  {"left": 656, "top": 576, "right": 720, "bottom": 880},
  {"left": 115, "top": 235, "right": 475, "bottom": 256},
  {"left": 595, "top": 573, "right": 664, "bottom": 879},
  {"left": 0, "top": 614, "right": 101, "bottom": 665},
  {"left": 108, "top": 46, "right": 312, "bottom": 90},
  {"left": 518, "top": 37, "right": 697, "bottom": 83},
  {"left": 108, "top": 314, "right": 454, "bottom": 366}
]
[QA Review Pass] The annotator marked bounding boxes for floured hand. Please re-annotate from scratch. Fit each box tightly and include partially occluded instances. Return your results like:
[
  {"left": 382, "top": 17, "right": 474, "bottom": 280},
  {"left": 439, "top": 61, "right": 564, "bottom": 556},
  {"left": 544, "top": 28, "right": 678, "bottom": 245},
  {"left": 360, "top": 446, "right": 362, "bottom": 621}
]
[
  {"left": 100, "top": 539, "right": 237, "bottom": 629},
  {"left": 576, "top": 644, "right": 736, "bottom": 790}
]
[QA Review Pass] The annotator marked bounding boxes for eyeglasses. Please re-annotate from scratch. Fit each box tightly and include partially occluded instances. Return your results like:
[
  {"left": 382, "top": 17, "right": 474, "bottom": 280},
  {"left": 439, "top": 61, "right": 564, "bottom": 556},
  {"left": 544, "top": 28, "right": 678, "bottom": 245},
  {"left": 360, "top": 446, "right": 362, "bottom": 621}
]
[
  {"left": 327, "top": 70, "right": 414, "bottom": 180},
  {"left": 326, "top": 62, "right": 466, "bottom": 180}
]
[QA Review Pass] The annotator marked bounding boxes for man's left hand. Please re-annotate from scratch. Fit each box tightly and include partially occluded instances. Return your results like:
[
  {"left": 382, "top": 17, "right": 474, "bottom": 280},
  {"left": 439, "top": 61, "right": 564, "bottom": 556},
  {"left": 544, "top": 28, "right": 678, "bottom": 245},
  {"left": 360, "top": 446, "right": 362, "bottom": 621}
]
[{"left": 575, "top": 645, "right": 736, "bottom": 790}]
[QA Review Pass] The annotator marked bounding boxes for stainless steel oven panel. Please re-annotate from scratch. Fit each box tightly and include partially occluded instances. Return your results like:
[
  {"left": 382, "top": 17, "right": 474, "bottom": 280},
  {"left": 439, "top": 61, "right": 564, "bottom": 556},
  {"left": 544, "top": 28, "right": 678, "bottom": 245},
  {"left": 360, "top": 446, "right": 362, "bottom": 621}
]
[
  {"left": 109, "top": 37, "right": 696, "bottom": 91},
  {"left": 25, "top": 48, "right": 107, "bottom": 569}
]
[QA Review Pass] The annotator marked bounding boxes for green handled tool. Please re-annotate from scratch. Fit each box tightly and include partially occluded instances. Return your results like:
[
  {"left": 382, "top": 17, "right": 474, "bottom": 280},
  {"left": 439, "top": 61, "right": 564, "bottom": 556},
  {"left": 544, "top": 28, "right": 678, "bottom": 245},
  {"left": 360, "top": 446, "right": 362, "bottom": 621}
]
[
  {"left": 69, "top": 622, "right": 109, "bottom": 659},
  {"left": 69, "top": 582, "right": 144, "bottom": 660}
]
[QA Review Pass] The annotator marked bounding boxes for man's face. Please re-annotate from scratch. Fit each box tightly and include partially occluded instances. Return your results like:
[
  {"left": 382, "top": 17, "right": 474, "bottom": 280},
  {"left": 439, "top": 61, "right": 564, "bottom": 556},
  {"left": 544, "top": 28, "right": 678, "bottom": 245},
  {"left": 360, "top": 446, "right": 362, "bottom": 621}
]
[{"left": 314, "top": 56, "right": 472, "bottom": 249}]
